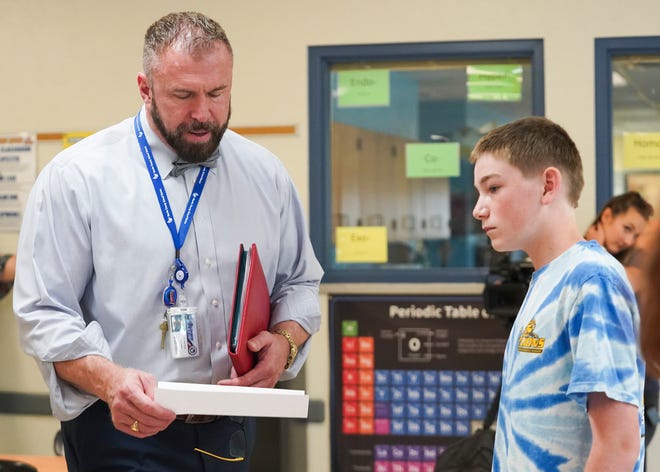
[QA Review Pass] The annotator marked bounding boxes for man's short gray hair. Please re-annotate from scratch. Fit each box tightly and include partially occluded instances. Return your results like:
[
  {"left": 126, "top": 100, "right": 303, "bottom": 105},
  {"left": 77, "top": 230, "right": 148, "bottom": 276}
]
[{"left": 143, "top": 11, "right": 232, "bottom": 77}]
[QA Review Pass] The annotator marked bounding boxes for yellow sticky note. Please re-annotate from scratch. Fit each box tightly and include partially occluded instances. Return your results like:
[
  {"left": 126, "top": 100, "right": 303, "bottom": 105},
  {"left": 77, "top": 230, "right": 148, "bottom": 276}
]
[
  {"left": 335, "top": 226, "right": 388, "bottom": 263},
  {"left": 623, "top": 132, "right": 660, "bottom": 170}
]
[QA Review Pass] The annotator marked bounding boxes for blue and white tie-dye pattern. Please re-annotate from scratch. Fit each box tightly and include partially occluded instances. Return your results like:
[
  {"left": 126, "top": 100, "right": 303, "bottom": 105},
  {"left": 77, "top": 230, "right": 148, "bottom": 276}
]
[{"left": 493, "top": 240, "right": 645, "bottom": 472}]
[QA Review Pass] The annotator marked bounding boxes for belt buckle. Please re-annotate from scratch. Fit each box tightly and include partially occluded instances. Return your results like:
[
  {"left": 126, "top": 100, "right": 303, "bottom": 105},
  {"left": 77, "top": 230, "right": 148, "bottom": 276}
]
[{"left": 177, "top": 414, "right": 220, "bottom": 424}]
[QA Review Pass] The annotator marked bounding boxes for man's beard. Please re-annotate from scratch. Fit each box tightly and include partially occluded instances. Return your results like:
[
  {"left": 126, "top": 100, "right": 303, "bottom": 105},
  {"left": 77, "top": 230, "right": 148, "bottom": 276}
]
[{"left": 150, "top": 98, "right": 230, "bottom": 164}]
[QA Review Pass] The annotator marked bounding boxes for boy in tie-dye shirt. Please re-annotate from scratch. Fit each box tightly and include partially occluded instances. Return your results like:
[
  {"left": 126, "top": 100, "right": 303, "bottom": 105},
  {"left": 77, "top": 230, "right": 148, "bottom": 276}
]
[{"left": 471, "top": 117, "right": 644, "bottom": 471}]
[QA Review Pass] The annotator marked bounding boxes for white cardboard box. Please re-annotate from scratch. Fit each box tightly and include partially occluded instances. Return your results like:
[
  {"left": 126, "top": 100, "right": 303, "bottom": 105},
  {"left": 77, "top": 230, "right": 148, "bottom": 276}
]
[{"left": 155, "top": 381, "right": 309, "bottom": 418}]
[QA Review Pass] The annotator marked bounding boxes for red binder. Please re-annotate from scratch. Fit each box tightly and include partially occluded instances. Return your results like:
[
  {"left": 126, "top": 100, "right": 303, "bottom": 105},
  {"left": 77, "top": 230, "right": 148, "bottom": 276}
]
[{"left": 228, "top": 243, "right": 271, "bottom": 376}]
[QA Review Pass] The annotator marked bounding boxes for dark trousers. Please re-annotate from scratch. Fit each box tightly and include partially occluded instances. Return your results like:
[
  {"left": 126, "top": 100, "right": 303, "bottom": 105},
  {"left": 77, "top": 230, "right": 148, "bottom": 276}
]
[{"left": 61, "top": 401, "right": 256, "bottom": 471}]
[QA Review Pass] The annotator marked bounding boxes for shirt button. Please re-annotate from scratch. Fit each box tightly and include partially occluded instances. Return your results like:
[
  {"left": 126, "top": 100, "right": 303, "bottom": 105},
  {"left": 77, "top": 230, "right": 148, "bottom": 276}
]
[
  {"left": 205, "top": 257, "right": 212, "bottom": 267},
  {"left": 211, "top": 299, "right": 219, "bottom": 307},
  {"left": 215, "top": 341, "right": 222, "bottom": 350}
]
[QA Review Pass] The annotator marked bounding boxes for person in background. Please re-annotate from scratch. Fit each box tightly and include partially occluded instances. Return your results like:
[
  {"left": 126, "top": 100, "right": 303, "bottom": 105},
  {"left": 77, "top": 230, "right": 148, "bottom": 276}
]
[
  {"left": 13, "top": 11, "right": 322, "bottom": 472},
  {"left": 585, "top": 193, "right": 656, "bottom": 471},
  {"left": 621, "top": 217, "right": 659, "bottom": 293},
  {"left": 0, "top": 254, "right": 15, "bottom": 299},
  {"left": 583, "top": 191, "right": 653, "bottom": 259},
  {"left": 622, "top": 218, "right": 660, "bottom": 471},
  {"left": 641, "top": 221, "right": 660, "bottom": 377},
  {"left": 472, "top": 116, "right": 645, "bottom": 471}
]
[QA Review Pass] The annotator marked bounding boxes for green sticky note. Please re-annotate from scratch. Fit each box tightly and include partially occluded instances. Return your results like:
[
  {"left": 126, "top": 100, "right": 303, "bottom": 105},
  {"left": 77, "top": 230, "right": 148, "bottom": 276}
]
[
  {"left": 467, "top": 64, "right": 522, "bottom": 101},
  {"left": 342, "top": 320, "right": 359, "bottom": 337},
  {"left": 337, "top": 69, "right": 390, "bottom": 107},
  {"left": 405, "top": 142, "right": 460, "bottom": 178}
]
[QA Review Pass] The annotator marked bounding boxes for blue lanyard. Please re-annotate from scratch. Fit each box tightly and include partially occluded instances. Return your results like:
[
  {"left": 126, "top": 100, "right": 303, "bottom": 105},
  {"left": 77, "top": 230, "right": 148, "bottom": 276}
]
[{"left": 133, "top": 111, "right": 209, "bottom": 287}]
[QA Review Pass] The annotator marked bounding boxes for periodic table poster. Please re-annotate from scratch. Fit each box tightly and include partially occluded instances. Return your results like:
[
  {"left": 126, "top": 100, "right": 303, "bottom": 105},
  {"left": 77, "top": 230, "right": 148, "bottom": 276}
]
[{"left": 330, "top": 295, "right": 509, "bottom": 472}]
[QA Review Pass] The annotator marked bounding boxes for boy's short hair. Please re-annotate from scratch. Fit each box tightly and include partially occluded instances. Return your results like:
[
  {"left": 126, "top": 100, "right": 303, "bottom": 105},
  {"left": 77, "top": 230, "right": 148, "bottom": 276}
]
[{"left": 470, "top": 116, "right": 584, "bottom": 207}]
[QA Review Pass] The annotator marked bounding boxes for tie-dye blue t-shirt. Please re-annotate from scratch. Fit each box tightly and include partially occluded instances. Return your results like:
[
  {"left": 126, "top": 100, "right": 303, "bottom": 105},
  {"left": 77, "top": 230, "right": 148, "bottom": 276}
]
[{"left": 493, "top": 240, "right": 645, "bottom": 472}]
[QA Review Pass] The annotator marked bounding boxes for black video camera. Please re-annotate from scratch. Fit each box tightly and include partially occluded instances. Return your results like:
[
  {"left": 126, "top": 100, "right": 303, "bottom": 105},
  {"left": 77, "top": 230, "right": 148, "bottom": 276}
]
[{"left": 482, "top": 250, "right": 533, "bottom": 322}]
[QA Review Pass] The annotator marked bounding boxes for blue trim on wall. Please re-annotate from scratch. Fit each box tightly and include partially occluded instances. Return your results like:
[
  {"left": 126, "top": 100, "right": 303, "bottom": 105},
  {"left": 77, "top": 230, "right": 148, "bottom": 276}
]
[
  {"left": 309, "top": 40, "right": 544, "bottom": 283},
  {"left": 594, "top": 36, "right": 660, "bottom": 210}
]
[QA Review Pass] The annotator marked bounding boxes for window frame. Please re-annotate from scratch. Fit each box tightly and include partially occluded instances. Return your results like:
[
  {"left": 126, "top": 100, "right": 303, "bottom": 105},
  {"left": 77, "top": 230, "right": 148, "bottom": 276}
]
[
  {"left": 309, "top": 39, "right": 545, "bottom": 283},
  {"left": 594, "top": 36, "right": 660, "bottom": 210}
]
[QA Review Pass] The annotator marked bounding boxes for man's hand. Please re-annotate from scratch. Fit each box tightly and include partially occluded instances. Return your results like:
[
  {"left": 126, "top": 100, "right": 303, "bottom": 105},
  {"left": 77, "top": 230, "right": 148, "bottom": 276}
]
[
  {"left": 55, "top": 355, "right": 176, "bottom": 438},
  {"left": 218, "top": 330, "right": 289, "bottom": 388},
  {"left": 218, "top": 321, "right": 309, "bottom": 388},
  {"left": 104, "top": 366, "right": 176, "bottom": 437}
]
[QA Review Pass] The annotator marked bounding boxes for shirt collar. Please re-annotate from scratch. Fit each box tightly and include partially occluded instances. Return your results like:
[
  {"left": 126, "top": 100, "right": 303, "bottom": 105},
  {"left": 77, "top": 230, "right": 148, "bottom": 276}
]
[{"left": 139, "top": 106, "right": 221, "bottom": 179}]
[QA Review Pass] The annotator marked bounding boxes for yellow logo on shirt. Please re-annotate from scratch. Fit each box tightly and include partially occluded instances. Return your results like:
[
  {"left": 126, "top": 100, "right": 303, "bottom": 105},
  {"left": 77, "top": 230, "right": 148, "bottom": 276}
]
[{"left": 517, "top": 320, "right": 545, "bottom": 354}]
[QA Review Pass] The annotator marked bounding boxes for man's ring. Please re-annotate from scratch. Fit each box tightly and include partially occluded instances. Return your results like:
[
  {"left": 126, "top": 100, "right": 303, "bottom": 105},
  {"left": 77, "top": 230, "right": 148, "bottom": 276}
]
[{"left": 130, "top": 420, "right": 139, "bottom": 432}]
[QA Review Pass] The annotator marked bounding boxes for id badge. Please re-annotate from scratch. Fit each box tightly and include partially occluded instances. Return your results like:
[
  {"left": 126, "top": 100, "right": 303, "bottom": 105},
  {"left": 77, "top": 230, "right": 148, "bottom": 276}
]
[{"left": 167, "top": 306, "right": 199, "bottom": 358}]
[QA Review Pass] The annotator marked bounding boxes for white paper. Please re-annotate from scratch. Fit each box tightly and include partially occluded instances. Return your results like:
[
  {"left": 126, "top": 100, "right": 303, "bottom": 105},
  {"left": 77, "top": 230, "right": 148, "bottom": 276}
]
[{"left": 155, "top": 381, "right": 309, "bottom": 418}]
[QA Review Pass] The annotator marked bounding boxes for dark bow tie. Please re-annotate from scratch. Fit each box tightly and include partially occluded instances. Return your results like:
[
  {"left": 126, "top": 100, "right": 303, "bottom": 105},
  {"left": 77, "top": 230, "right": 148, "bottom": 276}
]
[{"left": 169, "top": 156, "right": 218, "bottom": 177}]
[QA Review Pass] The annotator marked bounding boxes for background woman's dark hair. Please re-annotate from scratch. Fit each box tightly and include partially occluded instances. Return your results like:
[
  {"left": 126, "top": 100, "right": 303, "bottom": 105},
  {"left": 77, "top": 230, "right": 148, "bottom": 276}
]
[{"left": 590, "top": 190, "right": 654, "bottom": 227}]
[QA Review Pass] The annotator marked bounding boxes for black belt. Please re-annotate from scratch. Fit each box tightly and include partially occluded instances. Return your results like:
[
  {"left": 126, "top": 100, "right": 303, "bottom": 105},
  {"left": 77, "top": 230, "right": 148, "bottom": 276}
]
[{"left": 175, "top": 414, "right": 224, "bottom": 424}]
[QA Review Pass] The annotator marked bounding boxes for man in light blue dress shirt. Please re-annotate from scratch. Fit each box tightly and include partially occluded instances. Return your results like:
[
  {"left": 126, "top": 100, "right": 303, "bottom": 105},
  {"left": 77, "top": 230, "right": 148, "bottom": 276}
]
[{"left": 13, "top": 11, "right": 322, "bottom": 471}]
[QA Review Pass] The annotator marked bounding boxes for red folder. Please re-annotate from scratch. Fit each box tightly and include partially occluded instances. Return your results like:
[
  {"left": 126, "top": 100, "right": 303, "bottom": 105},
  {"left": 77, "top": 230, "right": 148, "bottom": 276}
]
[{"left": 228, "top": 243, "right": 271, "bottom": 376}]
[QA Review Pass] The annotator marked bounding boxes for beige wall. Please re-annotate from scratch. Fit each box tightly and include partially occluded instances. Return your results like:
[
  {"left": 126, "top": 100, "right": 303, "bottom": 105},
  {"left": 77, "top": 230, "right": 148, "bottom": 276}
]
[{"left": 1, "top": 0, "right": 659, "bottom": 467}]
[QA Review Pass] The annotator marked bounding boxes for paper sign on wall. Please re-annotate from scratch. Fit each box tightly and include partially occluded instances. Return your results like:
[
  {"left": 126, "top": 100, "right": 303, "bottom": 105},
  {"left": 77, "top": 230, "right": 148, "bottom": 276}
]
[
  {"left": 467, "top": 64, "right": 522, "bottom": 102},
  {"left": 0, "top": 132, "right": 37, "bottom": 231},
  {"left": 623, "top": 132, "right": 660, "bottom": 170},
  {"left": 405, "top": 142, "right": 460, "bottom": 178},
  {"left": 336, "top": 226, "right": 388, "bottom": 263},
  {"left": 337, "top": 70, "right": 390, "bottom": 108},
  {"left": 63, "top": 131, "right": 94, "bottom": 148}
]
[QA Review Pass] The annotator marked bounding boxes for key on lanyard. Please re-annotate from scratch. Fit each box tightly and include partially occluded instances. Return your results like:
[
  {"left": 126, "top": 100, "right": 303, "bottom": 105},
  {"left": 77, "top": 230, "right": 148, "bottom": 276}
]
[{"left": 159, "top": 313, "right": 169, "bottom": 350}]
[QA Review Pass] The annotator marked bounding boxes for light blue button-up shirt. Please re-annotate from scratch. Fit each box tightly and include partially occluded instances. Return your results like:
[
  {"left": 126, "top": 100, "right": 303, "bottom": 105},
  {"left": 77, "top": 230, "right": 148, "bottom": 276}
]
[{"left": 13, "top": 109, "right": 323, "bottom": 420}]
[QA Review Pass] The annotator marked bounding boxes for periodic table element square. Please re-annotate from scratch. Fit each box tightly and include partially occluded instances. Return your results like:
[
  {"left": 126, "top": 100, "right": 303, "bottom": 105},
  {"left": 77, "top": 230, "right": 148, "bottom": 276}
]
[
  {"left": 343, "top": 369, "right": 358, "bottom": 384},
  {"left": 374, "top": 418, "right": 390, "bottom": 435},
  {"left": 454, "top": 371, "right": 470, "bottom": 387},
  {"left": 390, "top": 370, "right": 405, "bottom": 385},
  {"left": 375, "top": 370, "right": 390, "bottom": 385},
  {"left": 422, "top": 371, "right": 438, "bottom": 385},
  {"left": 343, "top": 417, "right": 358, "bottom": 434},
  {"left": 342, "top": 337, "right": 358, "bottom": 352},
  {"left": 423, "top": 419, "right": 438, "bottom": 435},
  {"left": 359, "top": 402, "right": 374, "bottom": 417},
  {"left": 342, "top": 320, "right": 359, "bottom": 337},
  {"left": 343, "top": 401, "right": 358, "bottom": 416},
  {"left": 359, "top": 417, "right": 374, "bottom": 435},
  {"left": 343, "top": 385, "right": 358, "bottom": 401},
  {"left": 359, "top": 369, "right": 375, "bottom": 384},
  {"left": 406, "top": 370, "right": 422, "bottom": 385},
  {"left": 438, "top": 371, "right": 454, "bottom": 386},
  {"left": 422, "top": 404, "right": 438, "bottom": 419},
  {"left": 374, "top": 445, "right": 391, "bottom": 461},
  {"left": 358, "top": 336, "right": 375, "bottom": 352},
  {"left": 359, "top": 353, "right": 375, "bottom": 369},
  {"left": 342, "top": 353, "right": 358, "bottom": 369},
  {"left": 375, "top": 386, "right": 390, "bottom": 402}
]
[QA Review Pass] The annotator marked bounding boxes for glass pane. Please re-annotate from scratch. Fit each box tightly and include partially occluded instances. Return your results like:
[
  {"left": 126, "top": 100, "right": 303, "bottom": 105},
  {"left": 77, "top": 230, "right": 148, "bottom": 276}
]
[
  {"left": 328, "top": 59, "right": 535, "bottom": 271},
  {"left": 612, "top": 56, "right": 660, "bottom": 206}
]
